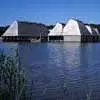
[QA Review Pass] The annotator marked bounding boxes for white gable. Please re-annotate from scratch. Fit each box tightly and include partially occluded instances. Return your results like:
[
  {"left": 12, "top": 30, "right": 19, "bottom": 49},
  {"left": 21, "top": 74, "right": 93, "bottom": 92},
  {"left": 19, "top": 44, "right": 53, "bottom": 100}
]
[
  {"left": 85, "top": 25, "right": 92, "bottom": 34},
  {"left": 63, "top": 19, "right": 81, "bottom": 35},
  {"left": 3, "top": 20, "right": 18, "bottom": 36},
  {"left": 93, "top": 28, "right": 99, "bottom": 35},
  {"left": 48, "top": 23, "right": 63, "bottom": 36},
  {"left": 85, "top": 25, "right": 99, "bottom": 35}
]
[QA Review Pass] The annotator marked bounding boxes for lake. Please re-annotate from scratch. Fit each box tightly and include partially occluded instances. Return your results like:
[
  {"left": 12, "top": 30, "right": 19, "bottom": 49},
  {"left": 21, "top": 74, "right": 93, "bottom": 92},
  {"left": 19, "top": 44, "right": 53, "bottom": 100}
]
[{"left": 0, "top": 42, "right": 100, "bottom": 100}]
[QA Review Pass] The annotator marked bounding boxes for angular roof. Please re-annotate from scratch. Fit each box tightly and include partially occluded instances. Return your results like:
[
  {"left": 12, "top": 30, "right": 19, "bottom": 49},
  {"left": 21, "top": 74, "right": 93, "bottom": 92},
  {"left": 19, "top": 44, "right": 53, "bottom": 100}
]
[
  {"left": 2, "top": 20, "right": 49, "bottom": 37},
  {"left": 63, "top": 19, "right": 91, "bottom": 36},
  {"left": 93, "top": 28, "right": 99, "bottom": 35},
  {"left": 85, "top": 25, "right": 100, "bottom": 35},
  {"left": 2, "top": 21, "right": 18, "bottom": 36},
  {"left": 48, "top": 23, "right": 63, "bottom": 36},
  {"left": 85, "top": 25, "right": 92, "bottom": 34}
]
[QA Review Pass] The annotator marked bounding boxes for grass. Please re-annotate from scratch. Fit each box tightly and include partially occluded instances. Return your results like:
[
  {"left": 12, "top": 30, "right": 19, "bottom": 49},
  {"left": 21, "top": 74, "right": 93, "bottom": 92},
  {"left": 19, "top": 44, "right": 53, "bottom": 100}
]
[{"left": 0, "top": 49, "right": 27, "bottom": 100}]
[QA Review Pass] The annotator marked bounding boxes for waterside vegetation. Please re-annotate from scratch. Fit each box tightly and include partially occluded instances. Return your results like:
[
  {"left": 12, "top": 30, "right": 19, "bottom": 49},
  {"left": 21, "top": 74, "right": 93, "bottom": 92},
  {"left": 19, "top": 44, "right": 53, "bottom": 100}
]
[{"left": 0, "top": 49, "right": 28, "bottom": 100}]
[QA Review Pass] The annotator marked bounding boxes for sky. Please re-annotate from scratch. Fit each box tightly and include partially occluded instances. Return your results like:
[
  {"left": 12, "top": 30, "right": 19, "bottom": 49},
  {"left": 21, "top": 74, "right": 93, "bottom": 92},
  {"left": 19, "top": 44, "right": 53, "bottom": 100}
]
[{"left": 0, "top": 0, "right": 100, "bottom": 26}]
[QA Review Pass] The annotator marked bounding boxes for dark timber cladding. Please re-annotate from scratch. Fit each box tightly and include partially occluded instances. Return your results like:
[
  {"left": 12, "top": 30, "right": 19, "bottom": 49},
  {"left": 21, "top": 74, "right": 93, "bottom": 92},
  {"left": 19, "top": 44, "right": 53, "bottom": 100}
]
[
  {"left": 2, "top": 21, "right": 49, "bottom": 42},
  {"left": 81, "top": 35, "right": 100, "bottom": 42},
  {"left": 49, "top": 36, "right": 63, "bottom": 41}
]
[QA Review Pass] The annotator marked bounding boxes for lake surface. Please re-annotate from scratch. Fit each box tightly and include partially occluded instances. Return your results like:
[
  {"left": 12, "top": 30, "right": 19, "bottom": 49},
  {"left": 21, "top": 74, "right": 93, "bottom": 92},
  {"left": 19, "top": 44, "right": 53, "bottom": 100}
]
[{"left": 0, "top": 42, "right": 100, "bottom": 100}]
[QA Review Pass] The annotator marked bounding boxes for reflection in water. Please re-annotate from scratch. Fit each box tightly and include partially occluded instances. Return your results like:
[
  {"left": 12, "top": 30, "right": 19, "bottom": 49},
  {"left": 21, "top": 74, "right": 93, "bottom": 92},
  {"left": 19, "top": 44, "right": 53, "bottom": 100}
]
[{"left": 1, "top": 42, "right": 100, "bottom": 100}]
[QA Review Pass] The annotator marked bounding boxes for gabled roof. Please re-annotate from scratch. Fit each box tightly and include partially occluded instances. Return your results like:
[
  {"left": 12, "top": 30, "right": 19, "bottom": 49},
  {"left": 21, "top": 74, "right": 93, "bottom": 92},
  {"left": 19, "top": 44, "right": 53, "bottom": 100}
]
[
  {"left": 48, "top": 22, "right": 63, "bottom": 36},
  {"left": 93, "top": 28, "right": 99, "bottom": 35},
  {"left": 63, "top": 19, "right": 91, "bottom": 35},
  {"left": 2, "top": 20, "right": 49, "bottom": 37},
  {"left": 2, "top": 20, "right": 18, "bottom": 36},
  {"left": 85, "top": 25, "right": 100, "bottom": 35},
  {"left": 18, "top": 21, "right": 49, "bottom": 36}
]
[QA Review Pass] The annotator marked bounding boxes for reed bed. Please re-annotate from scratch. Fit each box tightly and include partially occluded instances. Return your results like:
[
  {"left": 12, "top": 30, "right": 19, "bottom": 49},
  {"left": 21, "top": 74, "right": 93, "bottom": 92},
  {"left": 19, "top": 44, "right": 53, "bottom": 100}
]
[{"left": 0, "top": 49, "right": 28, "bottom": 100}]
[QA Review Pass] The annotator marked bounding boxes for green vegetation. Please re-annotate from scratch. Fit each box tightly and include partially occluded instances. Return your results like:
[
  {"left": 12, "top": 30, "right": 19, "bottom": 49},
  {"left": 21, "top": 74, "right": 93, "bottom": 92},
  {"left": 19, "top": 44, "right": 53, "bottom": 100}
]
[{"left": 0, "top": 49, "right": 28, "bottom": 100}]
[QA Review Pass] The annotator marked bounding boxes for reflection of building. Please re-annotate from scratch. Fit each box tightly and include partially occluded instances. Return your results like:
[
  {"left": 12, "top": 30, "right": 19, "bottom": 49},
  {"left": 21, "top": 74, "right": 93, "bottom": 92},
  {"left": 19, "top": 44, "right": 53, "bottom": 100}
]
[
  {"left": 2, "top": 20, "right": 49, "bottom": 42},
  {"left": 63, "top": 43, "right": 81, "bottom": 68},
  {"left": 47, "top": 43, "right": 81, "bottom": 69},
  {"left": 48, "top": 19, "right": 100, "bottom": 42}
]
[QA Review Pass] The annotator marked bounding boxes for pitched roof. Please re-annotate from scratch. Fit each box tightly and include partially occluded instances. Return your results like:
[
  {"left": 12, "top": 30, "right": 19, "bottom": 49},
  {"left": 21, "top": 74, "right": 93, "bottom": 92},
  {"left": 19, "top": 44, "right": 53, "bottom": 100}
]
[
  {"left": 3, "top": 20, "right": 49, "bottom": 37},
  {"left": 18, "top": 21, "right": 49, "bottom": 36},
  {"left": 63, "top": 19, "right": 82, "bottom": 35},
  {"left": 48, "top": 23, "right": 63, "bottom": 36}
]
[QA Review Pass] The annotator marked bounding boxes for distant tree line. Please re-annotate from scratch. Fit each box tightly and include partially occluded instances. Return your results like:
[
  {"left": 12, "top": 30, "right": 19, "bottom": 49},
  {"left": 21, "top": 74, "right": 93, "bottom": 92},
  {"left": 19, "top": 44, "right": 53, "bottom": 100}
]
[{"left": 46, "top": 25, "right": 54, "bottom": 29}]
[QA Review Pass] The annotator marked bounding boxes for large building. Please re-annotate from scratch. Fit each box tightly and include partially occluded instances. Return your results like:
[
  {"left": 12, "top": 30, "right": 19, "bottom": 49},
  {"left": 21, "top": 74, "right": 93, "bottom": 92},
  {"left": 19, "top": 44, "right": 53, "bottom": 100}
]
[
  {"left": 2, "top": 20, "right": 49, "bottom": 42},
  {"left": 2, "top": 19, "right": 100, "bottom": 42},
  {"left": 48, "top": 19, "right": 100, "bottom": 42},
  {"left": 63, "top": 19, "right": 91, "bottom": 42}
]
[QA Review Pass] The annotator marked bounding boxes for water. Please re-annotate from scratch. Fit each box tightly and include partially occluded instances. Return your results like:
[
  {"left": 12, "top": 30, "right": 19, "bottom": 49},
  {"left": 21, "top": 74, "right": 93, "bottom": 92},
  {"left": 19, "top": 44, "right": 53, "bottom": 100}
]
[{"left": 1, "top": 41, "right": 100, "bottom": 100}]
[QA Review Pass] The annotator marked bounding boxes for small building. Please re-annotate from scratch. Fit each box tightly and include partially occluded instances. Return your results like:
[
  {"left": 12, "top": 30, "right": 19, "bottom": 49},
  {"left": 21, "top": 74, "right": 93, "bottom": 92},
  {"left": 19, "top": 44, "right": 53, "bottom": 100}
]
[
  {"left": 85, "top": 25, "right": 99, "bottom": 35},
  {"left": 85, "top": 25, "right": 100, "bottom": 42},
  {"left": 48, "top": 23, "right": 64, "bottom": 41},
  {"left": 2, "top": 20, "right": 49, "bottom": 42}
]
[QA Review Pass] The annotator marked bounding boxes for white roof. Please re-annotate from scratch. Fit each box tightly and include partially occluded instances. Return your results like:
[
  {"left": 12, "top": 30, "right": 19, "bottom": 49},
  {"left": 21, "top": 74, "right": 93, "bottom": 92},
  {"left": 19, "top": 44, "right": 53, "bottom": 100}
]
[
  {"left": 85, "top": 25, "right": 99, "bottom": 35},
  {"left": 48, "top": 23, "right": 63, "bottom": 36},
  {"left": 63, "top": 19, "right": 81, "bottom": 35},
  {"left": 85, "top": 25, "right": 92, "bottom": 34},
  {"left": 3, "top": 20, "right": 18, "bottom": 36},
  {"left": 93, "top": 28, "right": 99, "bottom": 35}
]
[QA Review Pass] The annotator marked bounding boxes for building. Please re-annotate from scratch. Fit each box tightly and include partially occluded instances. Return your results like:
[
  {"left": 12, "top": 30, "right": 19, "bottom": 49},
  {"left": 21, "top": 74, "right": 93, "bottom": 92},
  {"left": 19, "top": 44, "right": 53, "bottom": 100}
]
[
  {"left": 2, "top": 19, "right": 100, "bottom": 42},
  {"left": 85, "top": 25, "right": 100, "bottom": 42},
  {"left": 48, "top": 23, "right": 64, "bottom": 41},
  {"left": 85, "top": 25, "right": 99, "bottom": 35},
  {"left": 63, "top": 19, "right": 91, "bottom": 42},
  {"left": 48, "top": 19, "right": 100, "bottom": 42},
  {"left": 2, "top": 20, "right": 49, "bottom": 42}
]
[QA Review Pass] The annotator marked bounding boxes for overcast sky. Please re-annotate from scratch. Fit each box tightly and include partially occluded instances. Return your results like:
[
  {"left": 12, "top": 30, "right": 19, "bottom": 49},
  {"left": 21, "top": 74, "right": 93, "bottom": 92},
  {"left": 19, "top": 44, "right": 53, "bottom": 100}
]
[{"left": 0, "top": 0, "right": 100, "bottom": 25}]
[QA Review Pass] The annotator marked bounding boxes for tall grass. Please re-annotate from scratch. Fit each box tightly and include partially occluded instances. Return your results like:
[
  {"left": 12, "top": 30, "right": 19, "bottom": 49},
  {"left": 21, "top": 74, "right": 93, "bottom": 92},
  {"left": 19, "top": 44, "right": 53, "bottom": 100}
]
[{"left": 0, "top": 49, "right": 27, "bottom": 100}]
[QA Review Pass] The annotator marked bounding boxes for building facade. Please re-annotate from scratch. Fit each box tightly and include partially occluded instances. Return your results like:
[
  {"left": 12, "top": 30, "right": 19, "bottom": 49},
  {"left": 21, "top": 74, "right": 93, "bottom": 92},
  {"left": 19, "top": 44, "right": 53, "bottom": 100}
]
[
  {"left": 2, "top": 19, "right": 100, "bottom": 42},
  {"left": 2, "top": 20, "right": 49, "bottom": 42},
  {"left": 48, "top": 19, "right": 100, "bottom": 42}
]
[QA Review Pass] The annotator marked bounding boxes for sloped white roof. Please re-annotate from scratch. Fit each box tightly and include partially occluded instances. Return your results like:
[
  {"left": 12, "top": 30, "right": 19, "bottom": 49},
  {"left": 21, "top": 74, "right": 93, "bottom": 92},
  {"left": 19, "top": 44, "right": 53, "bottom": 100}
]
[
  {"left": 63, "top": 19, "right": 81, "bottom": 35},
  {"left": 85, "top": 25, "right": 99, "bottom": 35},
  {"left": 93, "top": 28, "right": 99, "bottom": 35},
  {"left": 48, "top": 23, "right": 63, "bottom": 36},
  {"left": 85, "top": 25, "right": 92, "bottom": 34},
  {"left": 3, "top": 20, "right": 18, "bottom": 36}
]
